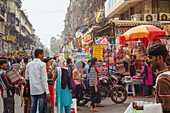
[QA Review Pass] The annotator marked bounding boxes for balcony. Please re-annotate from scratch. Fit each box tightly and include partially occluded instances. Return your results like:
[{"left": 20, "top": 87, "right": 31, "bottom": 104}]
[
  {"left": 14, "top": 0, "right": 22, "bottom": 8},
  {"left": 0, "top": 6, "right": 6, "bottom": 21}
]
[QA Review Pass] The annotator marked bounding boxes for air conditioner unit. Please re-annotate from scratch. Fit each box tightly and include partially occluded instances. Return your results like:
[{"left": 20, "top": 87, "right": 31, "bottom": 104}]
[
  {"left": 159, "top": 13, "right": 170, "bottom": 21},
  {"left": 131, "top": 14, "right": 141, "bottom": 21},
  {"left": 144, "top": 13, "right": 157, "bottom": 21},
  {"left": 114, "top": 17, "right": 119, "bottom": 20}
]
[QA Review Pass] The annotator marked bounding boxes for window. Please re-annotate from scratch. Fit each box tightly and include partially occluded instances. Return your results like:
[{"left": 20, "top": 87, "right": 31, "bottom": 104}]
[{"left": 152, "top": 0, "right": 170, "bottom": 13}]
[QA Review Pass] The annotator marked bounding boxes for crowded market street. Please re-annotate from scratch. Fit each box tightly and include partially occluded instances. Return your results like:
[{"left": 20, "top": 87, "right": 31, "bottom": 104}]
[{"left": 0, "top": 0, "right": 170, "bottom": 113}]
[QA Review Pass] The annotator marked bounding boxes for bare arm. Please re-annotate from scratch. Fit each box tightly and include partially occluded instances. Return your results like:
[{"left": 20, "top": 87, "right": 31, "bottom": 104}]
[{"left": 52, "top": 71, "right": 57, "bottom": 81}]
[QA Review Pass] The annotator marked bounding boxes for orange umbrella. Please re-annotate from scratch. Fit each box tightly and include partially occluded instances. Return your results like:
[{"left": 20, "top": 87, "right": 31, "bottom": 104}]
[{"left": 120, "top": 25, "right": 166, "bottom": 41}]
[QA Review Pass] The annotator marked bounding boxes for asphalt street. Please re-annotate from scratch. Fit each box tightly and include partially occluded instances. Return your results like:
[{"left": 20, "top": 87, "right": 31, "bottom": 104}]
[{"left": 0, "top": 94, "right": 155, "bottom": 113}]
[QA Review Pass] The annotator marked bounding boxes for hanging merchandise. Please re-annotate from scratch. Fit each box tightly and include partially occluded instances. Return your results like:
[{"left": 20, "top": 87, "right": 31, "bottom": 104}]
[
  {"left": 74, "top": 52, "right": 91, "bottom": 62},
  {"left": 98, "top": 38, "right": 110, "bottom": 49},
  {"left": 76, "top": 37, "right": 82, "bottom": 47},
  {"left": 85, "top": 45, "right": 90, "bottom": 53},
  {"left": 109, "top": 57, "right": 114, "bottom": 64}
]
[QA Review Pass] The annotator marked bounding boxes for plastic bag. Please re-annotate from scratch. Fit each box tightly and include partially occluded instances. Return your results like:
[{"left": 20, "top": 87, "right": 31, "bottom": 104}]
[{"left": 44, "top": 100, "right": 52, "bottom": 113}]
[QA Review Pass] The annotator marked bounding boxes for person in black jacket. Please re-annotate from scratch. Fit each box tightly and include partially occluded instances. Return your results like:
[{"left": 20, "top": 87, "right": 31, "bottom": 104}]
[{"left": 130, "top": 60, "right": 136, "bottom": 77}]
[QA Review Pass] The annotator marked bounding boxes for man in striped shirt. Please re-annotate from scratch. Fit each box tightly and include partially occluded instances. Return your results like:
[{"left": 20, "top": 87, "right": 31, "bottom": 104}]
[{"left": 0, "top": 59, "right": 19, "bottom": 113}]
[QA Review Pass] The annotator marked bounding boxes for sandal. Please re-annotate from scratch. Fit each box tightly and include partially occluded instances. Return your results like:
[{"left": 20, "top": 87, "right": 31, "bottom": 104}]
[{"left": 88, "top": 105, "right": 100, "bottom": 112}]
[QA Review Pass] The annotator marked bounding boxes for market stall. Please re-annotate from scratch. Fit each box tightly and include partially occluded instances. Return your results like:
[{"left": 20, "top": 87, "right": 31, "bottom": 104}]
[{"left": 118, "top": 25, "right": 168, "bottom": 96}]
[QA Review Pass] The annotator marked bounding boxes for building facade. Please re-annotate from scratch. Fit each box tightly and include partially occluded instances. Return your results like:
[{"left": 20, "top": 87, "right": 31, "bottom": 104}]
[
  {"left": 61, "top": 0, "right": 106, "bottom": 52},
  {"left": 105, "top": 0, "right": 170, "bottom": 23},
  {"left": 0, "top": 0, "right": 44, "bottom": 56}
]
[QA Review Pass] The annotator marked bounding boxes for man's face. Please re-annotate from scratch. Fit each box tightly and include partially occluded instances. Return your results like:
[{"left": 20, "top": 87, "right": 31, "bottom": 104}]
[
  {"left": 148, "top": 55, "right": 158, "bottom": 68},
  {"left": 1, "top": 63, "right": 8, "bottom": 70},
  {"left": 88, "top": 62, "right": 91, "bottom": 65},
  {"left": 39, "top": 52, "right": 44, "bottom": 61}
]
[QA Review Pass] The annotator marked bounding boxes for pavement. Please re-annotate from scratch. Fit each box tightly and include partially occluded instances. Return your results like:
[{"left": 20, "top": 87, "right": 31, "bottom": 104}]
[{"left": 0, "top": 94, "right": 155, "bottom": 113}]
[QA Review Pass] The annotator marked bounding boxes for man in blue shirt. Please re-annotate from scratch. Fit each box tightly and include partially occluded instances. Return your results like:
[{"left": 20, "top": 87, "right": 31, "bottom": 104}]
[{"left": 84, "top": 60, "right": 91, "bottom": 86}]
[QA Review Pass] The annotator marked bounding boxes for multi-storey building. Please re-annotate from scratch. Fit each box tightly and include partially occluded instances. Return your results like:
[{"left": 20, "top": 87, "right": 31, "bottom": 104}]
[
  {"left": 0, "top": 0, "right": 42, "bottom": 56},
  {"left": 0, "top": 0, "right": 7, "bottom": 55},
  {"left": 62, "top": 0, "right": 106, "bottom": 52}
]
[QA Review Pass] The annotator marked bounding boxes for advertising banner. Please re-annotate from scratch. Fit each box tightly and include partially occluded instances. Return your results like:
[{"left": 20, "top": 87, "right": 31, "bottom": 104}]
[
  {"left": 93, "top": 45, "right": 103, "bottom": 61},
  {"left": 7, "top": 36, "right": 16, "bottom": 42}
]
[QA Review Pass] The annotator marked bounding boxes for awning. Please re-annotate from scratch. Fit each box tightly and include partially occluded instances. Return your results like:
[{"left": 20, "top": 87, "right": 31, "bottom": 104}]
[{"left": 112, "top": 20, "right": 161, "bottom": 27}]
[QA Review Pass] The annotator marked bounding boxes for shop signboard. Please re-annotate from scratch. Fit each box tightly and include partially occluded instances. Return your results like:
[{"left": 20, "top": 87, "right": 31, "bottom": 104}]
[
  {"left": 74, "top": 52, "right": 91, "bottom": 62},
  {"left": 93, "top": 45, "right": 103, "bottom": 61},
  {"left": 6, "top": 36, "right": 16, "bottom": 43}
]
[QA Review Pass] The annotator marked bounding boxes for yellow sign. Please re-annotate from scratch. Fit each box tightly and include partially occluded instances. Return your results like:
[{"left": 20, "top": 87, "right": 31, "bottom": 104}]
[
  {"left": 7, "top": 36, "right": 15, "bottom": 42},
  {"left": 96, "top": 8, "right": 104, "bottom": 23},
  {"left": 93, "top": 45, "right": 103, "bottom": 61}
]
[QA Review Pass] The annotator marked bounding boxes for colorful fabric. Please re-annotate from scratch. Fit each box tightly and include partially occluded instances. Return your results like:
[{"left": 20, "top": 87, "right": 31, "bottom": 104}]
[{"left": 57, "top": 56, "right": 67, "bottom": 67}]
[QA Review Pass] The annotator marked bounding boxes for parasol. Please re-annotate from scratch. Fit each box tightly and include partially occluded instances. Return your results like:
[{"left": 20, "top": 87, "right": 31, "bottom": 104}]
[{"left": 120, "top": 25, "right": 166, "bottom": 41}]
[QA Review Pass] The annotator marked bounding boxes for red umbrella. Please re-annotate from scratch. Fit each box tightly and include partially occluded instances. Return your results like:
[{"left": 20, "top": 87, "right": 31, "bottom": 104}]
[{"left": 120, "top": 25, "right": 166, "bottom": 41}]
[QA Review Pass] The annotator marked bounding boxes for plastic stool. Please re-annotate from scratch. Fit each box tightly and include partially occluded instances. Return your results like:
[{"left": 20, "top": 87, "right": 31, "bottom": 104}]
[
  {"left": 71, "top": 98, "right": 77, "bottom": 113},
  {"left": 125, "top": 82, "right": 135, "bottom": 96}
]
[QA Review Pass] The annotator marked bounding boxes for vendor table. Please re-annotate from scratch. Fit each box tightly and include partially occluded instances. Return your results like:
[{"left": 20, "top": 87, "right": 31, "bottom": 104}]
[{"left": 124, "top": 101, "right": 162, "bottom": 113}]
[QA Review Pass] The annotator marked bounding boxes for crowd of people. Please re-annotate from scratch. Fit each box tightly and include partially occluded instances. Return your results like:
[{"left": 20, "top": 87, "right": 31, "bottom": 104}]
[
  {"left": 0, "top": 43, "right": 169, "bottom": 113},
  {"left": 0, "top": 48, "right": 105, "bottom": 113}
]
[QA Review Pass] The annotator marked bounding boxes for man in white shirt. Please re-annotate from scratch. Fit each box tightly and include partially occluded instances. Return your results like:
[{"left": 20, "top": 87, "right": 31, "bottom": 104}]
[{"left": 25, "top": 49, "right": 50, "bottom": 113}]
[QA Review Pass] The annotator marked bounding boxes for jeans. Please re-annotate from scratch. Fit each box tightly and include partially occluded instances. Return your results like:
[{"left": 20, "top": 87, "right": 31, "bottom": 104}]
[
  {"left": 31, "top": 92, "right": 46, "bottom": 113},
  {"left": 75, "top": 84, "right": 83, "bottom": 106},
  {"left": 144, "top": 85, "right": 152, "bottom": 96},
  {"left": 3, "top": 96, "right": 14, "bottom": 113},
  {"left": 90, "top": 86, "right": 101, "bottom": 108}
]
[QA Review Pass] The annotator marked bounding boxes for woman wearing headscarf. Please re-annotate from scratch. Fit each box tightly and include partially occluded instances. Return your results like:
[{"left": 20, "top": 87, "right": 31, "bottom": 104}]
[
  {"left": 54, "top": 56, "right": 73, "bottom": 113},
  {"left": 73, "top": 60, "right": 85, "bottom": 109},
  {"left": 88, "top": 58, "right": 100, "bottom": 112}
]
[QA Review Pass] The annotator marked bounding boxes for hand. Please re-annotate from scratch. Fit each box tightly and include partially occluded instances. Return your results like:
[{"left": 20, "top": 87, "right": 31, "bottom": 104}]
[
  {"left": 18, "top": 82, "right": 22, "bottom": 87},
  {"left": 46, "top": 94, "right": 50, "bottom": 100},
  {"left": 84, "top": 85, "right": 86, "bottom": 90},
  {"left": 47, "top": 79, "right": 53, "bottom": 82},
  {"left": 132, "top": 102, "right": 143, "bottom": 110},
  {"left": 82, "top": 78, "right": 86, "bottom": 81},
  {"left": 95, "top": 87, "right": 98, "bottom": 93}
]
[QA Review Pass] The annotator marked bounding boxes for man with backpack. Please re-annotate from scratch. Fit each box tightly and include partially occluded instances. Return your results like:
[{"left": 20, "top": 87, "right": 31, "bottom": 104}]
[{"left": 0, "top": 59, "right": 20, "bottom": 113}]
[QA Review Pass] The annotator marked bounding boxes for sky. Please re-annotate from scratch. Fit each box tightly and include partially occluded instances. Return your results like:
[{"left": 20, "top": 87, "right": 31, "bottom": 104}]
[{"left": 22, "top": 0, "right": 70, "bottom": 49}]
